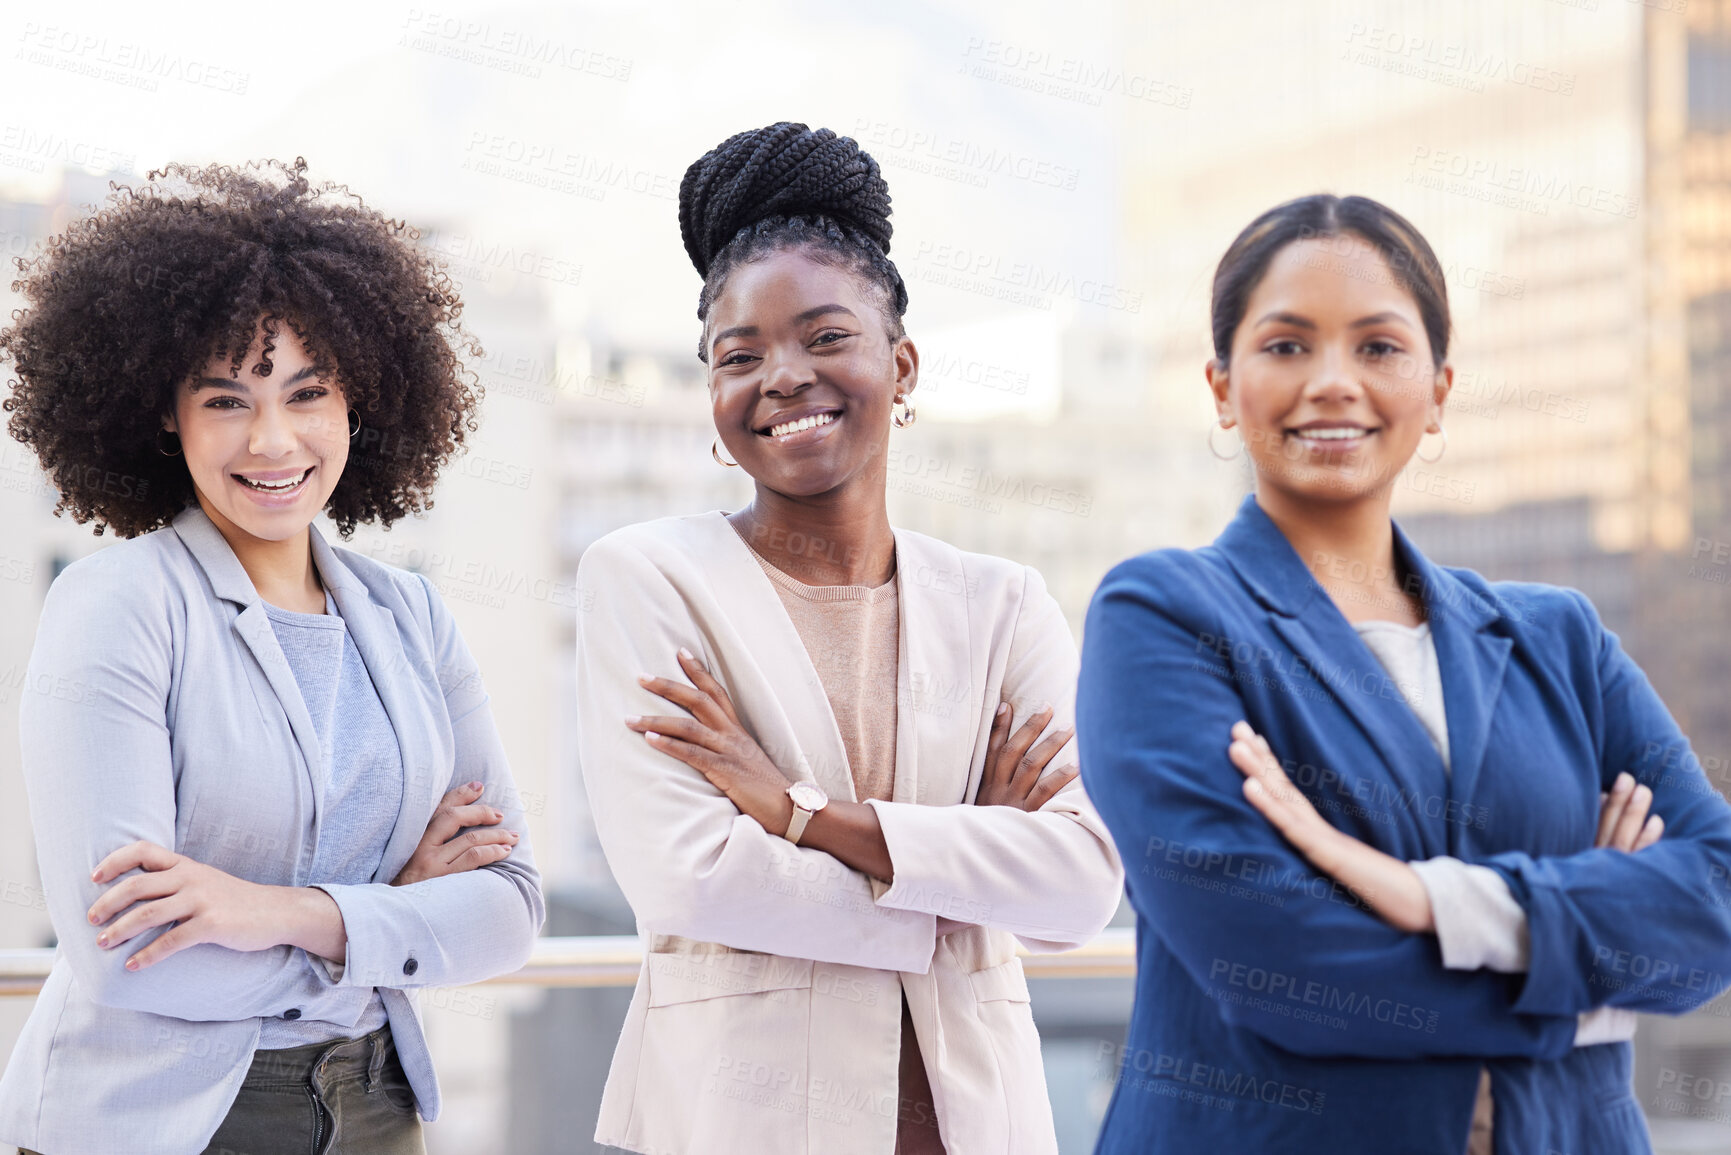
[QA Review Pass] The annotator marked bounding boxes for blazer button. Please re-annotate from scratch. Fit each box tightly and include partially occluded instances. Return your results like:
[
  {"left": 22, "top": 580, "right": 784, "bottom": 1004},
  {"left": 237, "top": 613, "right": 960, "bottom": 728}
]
[
  {"left": 403, "top": 958, "right": 418, "bottom": 976},
  {"left": 282, "top": 1008, "right": 301, "bottom": 1020}
]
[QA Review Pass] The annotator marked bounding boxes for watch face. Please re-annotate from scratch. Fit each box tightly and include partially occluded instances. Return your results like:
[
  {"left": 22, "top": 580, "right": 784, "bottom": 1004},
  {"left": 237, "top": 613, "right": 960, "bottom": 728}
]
[{"left": 788, "top": 781, "right": 828, "bottom": 811}]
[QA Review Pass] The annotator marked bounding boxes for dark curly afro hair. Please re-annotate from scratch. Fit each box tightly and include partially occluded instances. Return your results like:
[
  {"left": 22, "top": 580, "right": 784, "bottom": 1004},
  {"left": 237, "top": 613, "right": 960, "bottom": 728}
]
[{"left": 1, "top": 156, "right": 482, "bottom": 537}]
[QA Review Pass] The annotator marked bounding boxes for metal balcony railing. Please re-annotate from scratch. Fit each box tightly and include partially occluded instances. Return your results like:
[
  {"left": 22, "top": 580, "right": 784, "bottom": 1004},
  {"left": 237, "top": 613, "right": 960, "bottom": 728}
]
[{"left": 0, "top": 927, "right": 1138, "bottom": 995}]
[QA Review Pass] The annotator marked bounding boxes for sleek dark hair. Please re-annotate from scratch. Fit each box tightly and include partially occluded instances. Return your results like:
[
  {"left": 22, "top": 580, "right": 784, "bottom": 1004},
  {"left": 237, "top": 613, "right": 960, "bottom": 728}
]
[
  {"left": 1, "top": 157, "right": 482, "bottom": 538},
  {"left": 1210, "top": 194, "right": 1451, "bottom": 367},
  {"left": 678, "top": 122, "right": 908, "bottom": 362}
]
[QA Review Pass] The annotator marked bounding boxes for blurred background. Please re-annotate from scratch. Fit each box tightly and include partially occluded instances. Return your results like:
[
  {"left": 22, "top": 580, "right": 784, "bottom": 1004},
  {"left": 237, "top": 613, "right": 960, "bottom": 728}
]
[{"left": 2, "top": 0, "right": 1729, "bottom": 1150}]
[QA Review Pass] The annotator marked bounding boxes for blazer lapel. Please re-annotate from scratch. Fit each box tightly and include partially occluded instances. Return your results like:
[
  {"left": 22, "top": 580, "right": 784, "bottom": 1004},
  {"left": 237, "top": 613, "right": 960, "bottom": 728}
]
[
  {"left": 1394, "top": 525, "right": 1511, "bottom": 849},
  {"left": 310, "top": 529, "right": 437, "bottom": 882},
  {"left": 695, "top": 514, "right": 860, "bottom": 805},
  {"left": 890, "top": 529, "right": 977, "bottom": 807},
  {"left": 171, "top": 507, "right": 326, "bottom": 851},
  {"left": 1216, "top": 498, "right": 1450, "bottom": 848}
]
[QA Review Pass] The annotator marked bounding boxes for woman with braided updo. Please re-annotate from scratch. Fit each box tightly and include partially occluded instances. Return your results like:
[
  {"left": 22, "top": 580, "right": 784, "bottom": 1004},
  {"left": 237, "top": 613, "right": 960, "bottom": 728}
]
[
  {"left": 575, "top": 123, "right": 1123, "bottom": 1154},
  {"left": 0, "top": 159, "right": 544, "bottom": 1154}
]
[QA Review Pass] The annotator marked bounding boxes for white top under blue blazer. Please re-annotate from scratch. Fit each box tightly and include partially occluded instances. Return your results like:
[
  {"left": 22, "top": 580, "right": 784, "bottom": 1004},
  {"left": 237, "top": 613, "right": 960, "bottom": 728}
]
[{"left": 0, "top": 506, "right": 546, "bottom": 1155}]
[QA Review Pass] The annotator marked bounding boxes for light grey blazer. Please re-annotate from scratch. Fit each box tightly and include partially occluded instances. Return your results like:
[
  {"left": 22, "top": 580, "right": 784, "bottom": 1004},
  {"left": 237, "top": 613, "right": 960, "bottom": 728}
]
[{"left": 0, "top": 506, "right": 545, "bottom": 1155}]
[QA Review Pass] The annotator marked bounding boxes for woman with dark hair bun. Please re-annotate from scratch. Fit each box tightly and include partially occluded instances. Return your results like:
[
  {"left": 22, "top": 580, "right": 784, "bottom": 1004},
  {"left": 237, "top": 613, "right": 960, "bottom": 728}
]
[
  {"left": 0, "top": 158, "right": 545, "bottom": 1155},
  {"left": 1077, "top": 193, "right": 1731, "bottom": 1153},
  {"left": 576, "top": 123, "right": 1123, "bottom": 1154}
]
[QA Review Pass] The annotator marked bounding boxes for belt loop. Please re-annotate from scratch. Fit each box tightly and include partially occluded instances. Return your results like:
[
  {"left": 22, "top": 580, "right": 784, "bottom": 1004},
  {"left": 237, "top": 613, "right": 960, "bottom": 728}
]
[{"left": 366, "top": 1027, "right": 388, "bottom": 1092}]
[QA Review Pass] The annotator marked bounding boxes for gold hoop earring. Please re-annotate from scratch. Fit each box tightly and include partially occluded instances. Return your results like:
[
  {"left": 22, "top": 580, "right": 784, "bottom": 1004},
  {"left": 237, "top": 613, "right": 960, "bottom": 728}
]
[
  {"left": 712, "top": 437, "right": 738, "bottom": 468},
  {"left": 155, "top": 429, "right": 182, "bottom": 457},
  {"left": 892, "top": 398, "right": 916, "bottom": 428},
  {"left": 1207, "top": 420, "right": 1242, "bottom": 462},
  {"left": 1416, "top": 425, "right": 1447, "bottom": 464}
]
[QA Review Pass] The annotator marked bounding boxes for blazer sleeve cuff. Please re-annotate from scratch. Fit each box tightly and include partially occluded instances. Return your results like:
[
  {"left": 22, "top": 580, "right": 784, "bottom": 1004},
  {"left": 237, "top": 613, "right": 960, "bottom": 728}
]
[
  {"left": 312, "top": 883, "right": 434, "bottom": 989},
  {"left": 1575, "top": 1005, "right": 1639, "bottom": 1046},
  {"left": 1410, "top": 856, "right": 1530, "bottom": 973}
]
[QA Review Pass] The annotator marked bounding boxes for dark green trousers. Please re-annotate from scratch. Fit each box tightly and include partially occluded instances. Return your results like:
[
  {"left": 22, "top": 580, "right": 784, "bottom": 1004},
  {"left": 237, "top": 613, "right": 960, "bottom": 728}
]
[{"left": 23, "top": 1025, "right": 426, "bottom": 1155}]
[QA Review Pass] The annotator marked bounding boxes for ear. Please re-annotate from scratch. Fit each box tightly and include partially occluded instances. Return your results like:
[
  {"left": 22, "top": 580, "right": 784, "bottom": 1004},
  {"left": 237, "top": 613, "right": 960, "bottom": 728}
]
[
  {"left": 1429, "top": 362, "right": 1454, "bottom": 431},
  {"left": 893, "top": 335, "right": 919, "bottom": 400},
  {"left": 1204, "top": 358, "right": 1234, "bottom": 425}
]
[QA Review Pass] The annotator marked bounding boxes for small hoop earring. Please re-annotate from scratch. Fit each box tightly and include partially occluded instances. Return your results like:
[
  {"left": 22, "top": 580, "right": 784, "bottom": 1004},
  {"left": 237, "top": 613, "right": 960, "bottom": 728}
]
[
  {"left": 348, "top": 409, "right": 361, "bottom": 438},
  {"left": 1207, "top": 420, "right": 1242, "bottom": 462},
  {"left": 1416, "top": 425, "right": 1447, "bottom": 464},
  {"left": 892, "top": 398, "right": 916, "bottom": 428},
  {"left": 155, "top": 429, "right": 182, "bottom": 457},
  {"left": 712, "top": 437, "right": 738, "bottom": 468}
]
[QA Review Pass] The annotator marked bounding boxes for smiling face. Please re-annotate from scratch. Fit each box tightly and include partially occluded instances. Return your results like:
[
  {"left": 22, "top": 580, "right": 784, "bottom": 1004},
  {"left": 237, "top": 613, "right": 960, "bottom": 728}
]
[
  {"left": 1208, "top": 234, "right": 1451, "bottom": 508},
  {"left": 163, "top": 320, "right": 351, "bottom": 546},
  {"left": 706, "top": 248, "right": 916, "bottom": 500}
]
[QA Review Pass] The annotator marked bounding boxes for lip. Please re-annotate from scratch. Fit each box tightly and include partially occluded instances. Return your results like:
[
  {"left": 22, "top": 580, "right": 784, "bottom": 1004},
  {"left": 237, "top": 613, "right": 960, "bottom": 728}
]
[
  {"left": 231, "top": 465, "right": 316, "bottom": 506},
  {"left": 755, "top": 406, "right": 843, "bottom": 446}
]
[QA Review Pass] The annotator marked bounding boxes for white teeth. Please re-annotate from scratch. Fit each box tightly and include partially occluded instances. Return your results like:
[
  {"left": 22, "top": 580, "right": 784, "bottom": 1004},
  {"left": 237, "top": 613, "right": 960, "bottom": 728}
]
[
  {"left": 1294, "top": 427, "right": 1367, "bottom": 441},
  {"left": 237, "top": 471, "right": 307, "bottom": 492},
  {"left": 768, "top": 412, "right": 837, "bottom": 439}
]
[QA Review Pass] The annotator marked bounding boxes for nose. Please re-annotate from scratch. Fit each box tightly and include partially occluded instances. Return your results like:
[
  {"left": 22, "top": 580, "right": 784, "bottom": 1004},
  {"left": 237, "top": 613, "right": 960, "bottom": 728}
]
[
  {"left": 1306, "top": 340, "right": 1364, "bottom": 406},
  {"left": 247, "top": 399, "right": 299, "bottom": 460},
  {"left": 760, "top": 345, "right": 814, "bottom": 397}
]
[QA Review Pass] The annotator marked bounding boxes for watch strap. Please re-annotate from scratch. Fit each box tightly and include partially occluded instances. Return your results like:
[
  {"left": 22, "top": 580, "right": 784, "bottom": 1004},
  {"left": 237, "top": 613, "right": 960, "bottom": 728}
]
[{"left": 784, "top": 804, "right": 814, "bottom": 845}]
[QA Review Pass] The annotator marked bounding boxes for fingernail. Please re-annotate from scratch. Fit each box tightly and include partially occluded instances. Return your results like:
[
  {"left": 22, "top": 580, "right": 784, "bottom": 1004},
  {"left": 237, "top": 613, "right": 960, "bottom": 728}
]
[
  {"left": 624, "top": 714, "right": 641, "bottom": 725},
  {"left": 125, "top": 957, "right": 139, "bottom": 971},
  {"left": 468, "top": 781, "right": 483, "bottom": 791},
  {"left": 1614, "top": 772, "right": 1633, "bottom": 791},
  {"left": 996, "top": 703, "right": 1008, "bottom": 717},
  {"left": 636, "top": 674, "right": 652, "bottom": 686},
  {"left": 508, "top": 831, "right": 520, "bottom": 840},
  {"left": 87, "top": 912, "right": 98, "bottom": 925},
  {"left": 492, "top": 810, "right": 503, "bottom": 821},
  {"left": 97, "top": 934, "right": 108, "bottom": 947},
  {"left": 678, "top": 647, "right": 695, "bottom": 661},
  {"left": 645, "top": 731, "right": 661, "bottom": 741}
]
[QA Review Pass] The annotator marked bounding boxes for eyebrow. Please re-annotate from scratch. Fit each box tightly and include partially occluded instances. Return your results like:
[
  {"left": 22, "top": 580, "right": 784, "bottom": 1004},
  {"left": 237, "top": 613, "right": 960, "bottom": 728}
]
[
  {"left": 1348, "top": 312, "right": 1410, "bottom": 329},
  {"left": 710, "top": 303, "right": 860, "bottom": 348},
  {"left": 190, "top": 365, "right": 321, "bottom": 393},
  {"left": 1253, "top": 310, "right": 1413, "bottom": 330}
]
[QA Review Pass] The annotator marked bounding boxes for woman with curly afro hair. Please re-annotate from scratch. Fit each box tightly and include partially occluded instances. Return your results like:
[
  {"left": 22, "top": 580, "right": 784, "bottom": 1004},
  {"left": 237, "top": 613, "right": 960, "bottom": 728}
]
[
  {"left": 0, "top": 158, "right": 545, "bottom": 1155},
  {"left": 574, "top": 123, "right": 1123, "bottom": 1155}
]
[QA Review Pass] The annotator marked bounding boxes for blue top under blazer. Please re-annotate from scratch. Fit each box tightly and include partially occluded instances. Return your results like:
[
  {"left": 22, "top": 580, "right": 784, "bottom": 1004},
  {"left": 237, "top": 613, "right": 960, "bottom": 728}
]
[{"left": 1077, "top": 494, "right": 1731, "bottom": 1155}]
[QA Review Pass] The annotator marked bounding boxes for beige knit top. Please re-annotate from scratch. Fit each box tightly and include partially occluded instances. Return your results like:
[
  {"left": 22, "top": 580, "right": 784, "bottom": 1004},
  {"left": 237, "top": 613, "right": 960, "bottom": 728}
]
[{"left": 743, "top": 543, "right": 901, "bottom": 804}]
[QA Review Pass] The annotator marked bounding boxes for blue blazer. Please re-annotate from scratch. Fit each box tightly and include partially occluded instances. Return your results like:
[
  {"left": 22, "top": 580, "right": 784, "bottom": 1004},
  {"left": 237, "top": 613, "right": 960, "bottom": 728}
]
[{"left": 1077, "top": 495, "right": 1731, "bottom": 1154}]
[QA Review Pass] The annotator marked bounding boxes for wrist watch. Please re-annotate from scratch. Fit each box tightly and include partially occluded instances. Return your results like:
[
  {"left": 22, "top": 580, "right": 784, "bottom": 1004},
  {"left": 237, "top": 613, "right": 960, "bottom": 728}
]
[{"left": 783, "top": 781, "right": 829, "bottom": 845}]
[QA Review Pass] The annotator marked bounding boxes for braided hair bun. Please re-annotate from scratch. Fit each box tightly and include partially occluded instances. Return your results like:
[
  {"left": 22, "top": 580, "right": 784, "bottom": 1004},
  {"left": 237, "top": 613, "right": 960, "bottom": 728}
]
[{"left": 679, "top": 122, "right": 909, "bottom": 359}]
